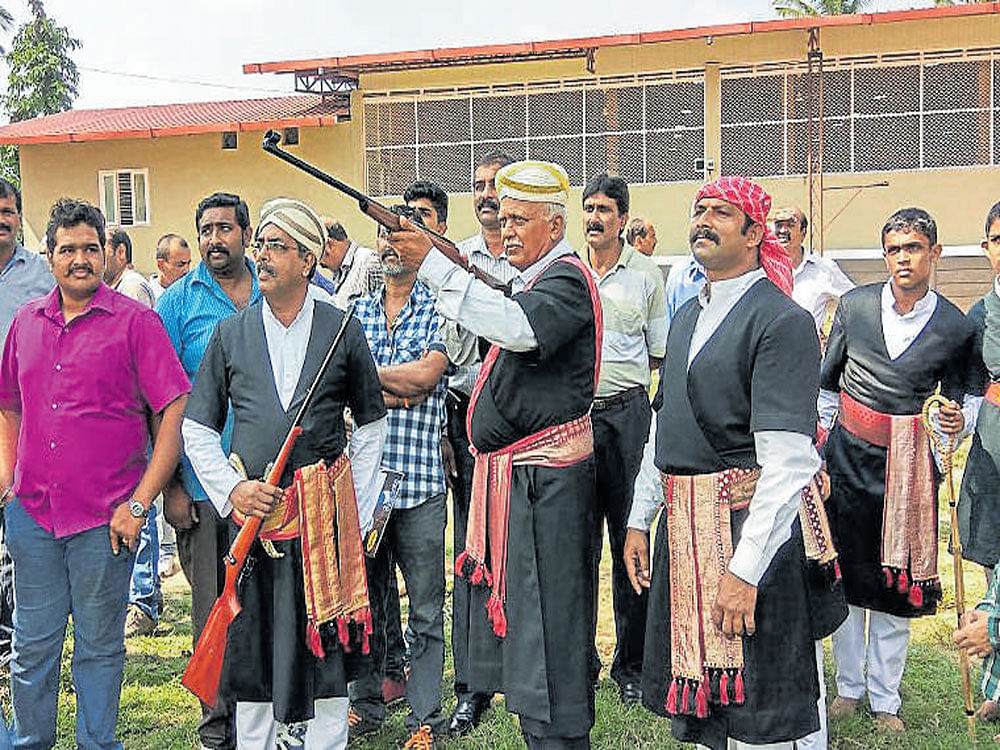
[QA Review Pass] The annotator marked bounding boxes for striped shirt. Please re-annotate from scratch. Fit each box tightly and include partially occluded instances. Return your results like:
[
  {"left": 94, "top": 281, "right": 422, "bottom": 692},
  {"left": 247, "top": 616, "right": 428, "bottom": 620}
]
[
  {"left": 444, "top": 233, "right": 519, "bottom": 395},
  {"left": 584, "top": 244, "right": 668, "bottom": 398},
  {"left": 979, "top": 561, "right": 1000, "bottom": 701},
  {"left": 356, "top": 281, "right": 448, "bottom": 509}
]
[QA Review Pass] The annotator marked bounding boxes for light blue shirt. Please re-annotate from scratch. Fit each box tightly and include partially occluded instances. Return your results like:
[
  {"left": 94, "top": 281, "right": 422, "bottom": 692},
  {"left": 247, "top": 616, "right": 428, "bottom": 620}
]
[
  {"left": 155, "top": 259, "right": 260, "bottom": 501},
  {"left": 0, "top": 243, "right": 54, "bottom": 344},
  {"left": 664, "top": 255, "right": 707, "bottom": 332}
]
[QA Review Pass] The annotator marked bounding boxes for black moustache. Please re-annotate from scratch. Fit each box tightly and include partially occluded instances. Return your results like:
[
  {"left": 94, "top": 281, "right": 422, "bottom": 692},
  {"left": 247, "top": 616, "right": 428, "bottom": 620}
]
[
  {"left": 690, "top": 228, "right": 720, "bottom": 244},
  {"left": 586, "top": 224, "right": 604, "bottom": 232},
  {"left": 256, "top": 262, "right": 275, "bottom": 275},
  {"left": 476, "top": 199, "right": 500, "bottom": 212},
  {"left": 0, "top": 225, "right": 11, "bottom": 232},
  {"left": 68, "top": 266, "right": 93, "bottom": 274}
]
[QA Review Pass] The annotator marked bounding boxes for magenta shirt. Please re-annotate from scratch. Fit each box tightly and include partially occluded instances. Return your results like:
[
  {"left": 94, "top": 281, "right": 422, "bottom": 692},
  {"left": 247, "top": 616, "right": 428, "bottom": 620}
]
[{"left": 0, "top": 283, "right": 190, "bottom": 537}]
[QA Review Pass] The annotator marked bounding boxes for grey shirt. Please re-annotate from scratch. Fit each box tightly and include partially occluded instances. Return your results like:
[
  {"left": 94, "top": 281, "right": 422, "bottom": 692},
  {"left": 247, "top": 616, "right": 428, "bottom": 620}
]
[{"left": 0, "top": 243, "right": 54, "bottom": 344}]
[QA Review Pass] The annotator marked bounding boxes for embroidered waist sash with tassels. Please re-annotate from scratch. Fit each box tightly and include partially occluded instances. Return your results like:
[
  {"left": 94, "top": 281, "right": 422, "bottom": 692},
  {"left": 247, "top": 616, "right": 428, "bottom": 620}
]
[
  {"left": 838, "top": 392, "right": 939, "bottom": 608},
  {"left": 455, "top": 414, "right": 594, "bottom": 637},
  {"left": 233, "top": 455, "right": 372, "bottom": 658},
  {"left": 661, "top": 466, "right": 838, "bottom": 719}
]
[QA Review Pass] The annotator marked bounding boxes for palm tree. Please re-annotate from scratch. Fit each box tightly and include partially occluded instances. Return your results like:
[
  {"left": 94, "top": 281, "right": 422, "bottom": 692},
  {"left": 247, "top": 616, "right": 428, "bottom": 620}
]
[
  {"left": 0, "top": 6, "right": 12, "bottom": 54},
  {"left": 773, "top": 0, "right": 871, "bottom": 18}
]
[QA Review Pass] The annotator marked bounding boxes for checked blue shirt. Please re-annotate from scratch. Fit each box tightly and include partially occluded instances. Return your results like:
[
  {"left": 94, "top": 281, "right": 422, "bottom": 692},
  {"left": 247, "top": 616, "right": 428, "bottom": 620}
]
[{"left": 356, "top": 280, "right": 447, "bottom": 509}]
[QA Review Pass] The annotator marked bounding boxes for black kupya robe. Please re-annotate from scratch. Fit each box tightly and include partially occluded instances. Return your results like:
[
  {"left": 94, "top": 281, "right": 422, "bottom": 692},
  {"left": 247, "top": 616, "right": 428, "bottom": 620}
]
[
  {"left": 642, "top": 278, "right": 841, "bottom": 750},
  {"left": 465, "top": 255, "right": 599, "bottom": 740},
  {"left": 821, "top": 282, "right": 977, "bottom": 617},
  {"left": 185, "top": 299, "right": 386, "bottom": 723}
]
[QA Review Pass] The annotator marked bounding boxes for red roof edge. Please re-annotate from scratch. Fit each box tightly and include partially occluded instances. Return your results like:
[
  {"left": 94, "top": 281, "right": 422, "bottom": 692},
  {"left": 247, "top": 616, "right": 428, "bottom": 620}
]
[{"left": 244, "top": 4, "right": 1000, "bottom": 76}]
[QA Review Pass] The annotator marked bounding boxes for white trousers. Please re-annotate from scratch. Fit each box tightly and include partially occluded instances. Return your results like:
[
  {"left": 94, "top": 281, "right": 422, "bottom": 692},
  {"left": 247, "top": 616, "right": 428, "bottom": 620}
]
[
  {"left": 235, "top": 698, "right": 349, "bottom": 750},
  {"left": 831, "top": 604, "right": 910, "bottom": 714},
  {"left": 698, "top": 741, "right": 793, "bottom": 749},
  {"left": 794, "top": 641, "right": 828, "bottom": 750}
]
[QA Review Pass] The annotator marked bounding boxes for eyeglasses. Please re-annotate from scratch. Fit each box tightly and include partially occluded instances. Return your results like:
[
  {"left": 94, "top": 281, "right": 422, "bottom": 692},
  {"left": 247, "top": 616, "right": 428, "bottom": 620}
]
[{"left": 252, "top": 238, "right": 292, "bottom": 254}]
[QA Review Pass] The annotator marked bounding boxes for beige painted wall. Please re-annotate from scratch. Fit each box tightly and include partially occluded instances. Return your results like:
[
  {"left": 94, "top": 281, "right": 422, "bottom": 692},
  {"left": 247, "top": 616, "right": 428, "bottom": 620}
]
[{"left": 16, "top": 12, "right": 1000, "bottom": 272}]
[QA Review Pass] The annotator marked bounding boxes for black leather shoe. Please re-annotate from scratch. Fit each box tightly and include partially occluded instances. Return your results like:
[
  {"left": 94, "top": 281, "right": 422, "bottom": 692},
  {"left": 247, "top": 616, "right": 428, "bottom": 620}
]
[
  {"left": 449, "top": 693, "right": 490, "bottom": 736},
  {"left": 619, "top": 681, "right": 642, "bottom": 706}
]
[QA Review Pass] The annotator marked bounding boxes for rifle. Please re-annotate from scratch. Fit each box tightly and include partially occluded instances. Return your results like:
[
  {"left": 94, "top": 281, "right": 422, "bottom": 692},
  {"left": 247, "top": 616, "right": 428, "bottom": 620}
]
[
  {"left": 182, "top": 305, "right": 357, "bottom": 707},
  {"left": 262, "top": 129, "right": 507, "bottom": 292}
]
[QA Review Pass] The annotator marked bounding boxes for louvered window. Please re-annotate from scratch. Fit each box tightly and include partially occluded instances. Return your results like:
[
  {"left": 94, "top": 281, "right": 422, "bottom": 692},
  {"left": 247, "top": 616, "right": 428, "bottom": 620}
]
[{"left": 98, "top": 169, "right": 149, "bottom": 226}]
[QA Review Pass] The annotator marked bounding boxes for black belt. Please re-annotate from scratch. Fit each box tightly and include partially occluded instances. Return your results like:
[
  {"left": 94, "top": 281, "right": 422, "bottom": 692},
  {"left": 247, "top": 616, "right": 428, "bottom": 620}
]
[{"left": 592, "top": 385, "right": 646, "bottom": 411}]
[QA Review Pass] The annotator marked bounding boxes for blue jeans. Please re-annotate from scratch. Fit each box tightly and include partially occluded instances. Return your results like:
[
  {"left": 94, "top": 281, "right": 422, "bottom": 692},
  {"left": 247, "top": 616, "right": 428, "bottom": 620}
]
[
  {"left": 128, "top": 506, "right": 160, "bottom": 621},
  {"left": 6, "top": 499, "right": 133, "bottom": 750}
]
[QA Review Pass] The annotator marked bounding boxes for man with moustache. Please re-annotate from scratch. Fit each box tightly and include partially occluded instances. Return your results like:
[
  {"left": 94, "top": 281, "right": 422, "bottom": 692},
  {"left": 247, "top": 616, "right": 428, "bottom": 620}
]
[
  {"left": 580, "top": 174, "right": 666, "bottom": 706},
  {"left": 155, "top": 191, "right": 260, "bottom": 750},
  {"left": 0, "top": 179, "right": 52, "bottom": 665},
  {"left": 442, "top": 150, "right": 520, "bottom": 735},
  {"left": 352, "top": 185, "right": 450, "bottom": 747},
  {"left": 624, "top": 176, "right": 839, "bottom": 749},
  {"left": 821, "top": 208, "right": 976, "bottom": 732},
  {"left": 771, "top": 206, "right": 854, "bottom": 343},
  {"left": 149, "top": 233, "right": 192, "bottom": 301},
  {"left": 625, "top": 218, "right": 658, "bottom": 257},
  {"left": 104, "top": 226, "right": 156, "bottom": 307},
  {"left": 0, "top": 198, "right": 189, "bottom": 748},
  {"left": 182, "top": 198, "right": 386, "bottom": 749},
  {"left": 391, "top": 161, "right": 602, "bottom": 748}
]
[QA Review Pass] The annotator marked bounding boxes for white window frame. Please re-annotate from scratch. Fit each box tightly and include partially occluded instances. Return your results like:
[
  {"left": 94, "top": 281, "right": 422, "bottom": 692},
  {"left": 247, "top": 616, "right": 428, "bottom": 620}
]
[{"left": 97, "top": 168, "right": 151, "bottom": 227}]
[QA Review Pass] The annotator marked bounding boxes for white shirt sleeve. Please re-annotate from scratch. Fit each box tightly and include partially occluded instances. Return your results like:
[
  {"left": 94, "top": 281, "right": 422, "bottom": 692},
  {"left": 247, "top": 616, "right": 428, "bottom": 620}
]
[
  {"left": 418, "top": 247, "right": 538, "bottom": 352},
  {"left": 963, "top": 394, "right": 983, "bottom": 439},
  {"left": 728, "top": 431, "right": 821, "bottom": 586},
  {"left": 627, "top": 420, "right": 663, "bottom": 531},
  {"left": 349, "top": 416, "right": 388, "bottom": 532},
  {"left": 181, "top": 417, "right": 242, "bottom": 518},
  {"left": 818, "top": 388, "right": 841, "bottom": 431}
]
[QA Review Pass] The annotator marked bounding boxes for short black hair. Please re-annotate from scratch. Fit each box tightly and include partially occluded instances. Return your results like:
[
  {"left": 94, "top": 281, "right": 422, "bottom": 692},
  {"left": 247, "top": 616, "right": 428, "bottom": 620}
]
[
  {"left": 881, "top": 207, "right": 937, "bottom": 249},
  {"left": 625, "top": 217, "right": 648, "bottom": 245},
  {"left": 45, "top": 198, "right": 106, "bottom": 253},
  {"left": 156, "top": 233, "right": 189, "bottom": 260},
  {"left": 108, "top": 226, "right": 132, "bottom": 263},
  {"left": 582, "top": 173, "right": 629, "bottom": 216},
  {"left": 195, "top": 192, "right": 250, "bottom": 232},
  {"left": 986, "top": 201, "right": 1000, "bottom": 237},
  {"left": 403, "top": 180, "right": 448, "bottom": 224},
  {"left": 0, "top": 179, "right": 21, "bottom": 214},
  {"left": 325, "top": 220, "right": 348, "bottom": 242},
  {"left": 475, "top": 150, "right": 514, "bottom": 172}
]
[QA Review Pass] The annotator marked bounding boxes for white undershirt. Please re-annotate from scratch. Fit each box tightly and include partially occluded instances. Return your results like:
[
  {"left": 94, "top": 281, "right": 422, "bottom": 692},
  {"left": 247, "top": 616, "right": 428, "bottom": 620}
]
[
  {"left": 182, "top": 289, "right": 385, "bottom": 523},
  {"left": 630, "top": 268, "right": 821, "bottom": 586}
]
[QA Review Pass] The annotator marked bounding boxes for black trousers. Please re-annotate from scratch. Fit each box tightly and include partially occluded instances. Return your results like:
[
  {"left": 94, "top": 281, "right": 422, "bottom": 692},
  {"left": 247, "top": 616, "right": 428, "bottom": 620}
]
[
  {"left": 177, "top": 500, "right": 236, "bottom": 750},
  {"left": 590, "top": 389, "right": 651, "bottom": 686},
  {"left": 446, "top": 389, "right": 485, "bottom": 700}
]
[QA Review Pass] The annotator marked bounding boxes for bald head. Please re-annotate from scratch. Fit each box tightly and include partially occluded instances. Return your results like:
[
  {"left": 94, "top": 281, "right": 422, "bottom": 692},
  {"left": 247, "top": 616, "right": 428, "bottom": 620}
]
[{"left": 156, "top": 233, "right": 192, "bottom": 287}]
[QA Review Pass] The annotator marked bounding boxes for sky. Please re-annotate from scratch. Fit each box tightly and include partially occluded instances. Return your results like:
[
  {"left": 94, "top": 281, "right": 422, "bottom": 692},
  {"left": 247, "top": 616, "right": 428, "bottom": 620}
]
[{"left": 0, "top": 0, "right": 931, "bottom": 111}]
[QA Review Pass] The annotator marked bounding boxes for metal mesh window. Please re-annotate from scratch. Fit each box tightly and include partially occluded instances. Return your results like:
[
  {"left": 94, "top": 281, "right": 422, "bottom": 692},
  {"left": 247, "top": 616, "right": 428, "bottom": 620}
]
[{"left": 364, "top": 74, "right": 705, "bottom": 195}]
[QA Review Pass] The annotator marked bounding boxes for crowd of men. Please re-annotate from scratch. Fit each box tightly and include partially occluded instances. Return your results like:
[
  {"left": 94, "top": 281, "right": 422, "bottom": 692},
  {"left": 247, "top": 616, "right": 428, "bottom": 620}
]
[{"left": 4, "top": 143, "right": 1000, "bottom": 750}]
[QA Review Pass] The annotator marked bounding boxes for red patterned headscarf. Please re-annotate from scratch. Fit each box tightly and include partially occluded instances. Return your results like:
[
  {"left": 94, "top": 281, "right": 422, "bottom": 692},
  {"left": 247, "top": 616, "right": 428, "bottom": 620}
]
[{"left": 693, "top": 176, "right": 793, "bottom": 297}]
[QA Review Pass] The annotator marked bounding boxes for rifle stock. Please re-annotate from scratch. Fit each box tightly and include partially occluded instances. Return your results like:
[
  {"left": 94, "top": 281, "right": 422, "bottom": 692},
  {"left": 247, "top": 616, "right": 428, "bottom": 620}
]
[
  {"left": 262, "top": 129, "right": 507, "bottom": 292},
  {"left": 181, "top": 426, "right": 302, "bottom": 706}
]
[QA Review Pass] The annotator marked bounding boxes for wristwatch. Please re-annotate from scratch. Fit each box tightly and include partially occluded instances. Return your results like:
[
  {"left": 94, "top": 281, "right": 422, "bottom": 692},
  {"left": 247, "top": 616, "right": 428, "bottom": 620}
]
[{"left": 129, "top": 499, "right": 149, "bottom": 519}]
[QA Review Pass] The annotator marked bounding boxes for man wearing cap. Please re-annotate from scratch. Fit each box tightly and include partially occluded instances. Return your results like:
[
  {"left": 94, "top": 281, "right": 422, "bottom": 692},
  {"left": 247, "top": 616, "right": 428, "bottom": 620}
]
[
  {"left": 771, "top": 205, "right": 855, "bottom": 344},
  {"left": 391, "top": 160, "right": 602, "bottom": 748},
  {"left": 182, "top": 197, "right": 387, "bottom": 749},
  {"left": 624, "top": 176, "right": 844, "bottom": 749}
]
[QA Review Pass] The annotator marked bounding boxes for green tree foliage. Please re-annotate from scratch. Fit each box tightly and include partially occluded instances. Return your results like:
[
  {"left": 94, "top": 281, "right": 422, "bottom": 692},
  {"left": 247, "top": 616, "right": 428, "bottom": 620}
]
[
  {"left": 1, "top": 1, "right": 80, "bottom": 185},
  {"left": 773, "top": 0, "right": 871, "bottom": 17}
]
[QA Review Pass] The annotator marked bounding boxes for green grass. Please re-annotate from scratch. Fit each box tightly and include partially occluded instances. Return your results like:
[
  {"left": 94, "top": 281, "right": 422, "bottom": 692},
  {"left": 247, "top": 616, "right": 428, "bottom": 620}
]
[{"left": 20, "top": 449, "right": 1000, "bottom": 748}]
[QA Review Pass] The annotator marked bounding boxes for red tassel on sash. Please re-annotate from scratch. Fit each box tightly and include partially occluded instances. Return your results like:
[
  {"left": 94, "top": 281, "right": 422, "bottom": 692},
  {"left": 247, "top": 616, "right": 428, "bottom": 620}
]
[
  {"left": 896, "top": 569, "right": 909, "bottom": 594},
  {"left": 665, "top": 679, "right": 678, "bottom": 713},
  {"left": 486, "top": 593, "right": 508, "bottom": 638},
  {"left": 695, "top": 673, "right": 709, "bottom": 718},
  {"left": 719, "top": 671, "right": 730, "bottom": 705},
  {"left": 454, "top": 550, "right": 470, "bottom": 577},
  {"left": 307, "top": 620, "right": 325, "bottom": 659},
  {"left": 908, "top": 583, "right": 924, "bottom": 608},
  {"left": 884, "top": 567, "right": 894, "bottom": 588},
  {"left": 681, "top": 681, "right": 691, "bottom": 714},
  {"left": 734, "top": 671, "right": 745, "bottom": 704}
]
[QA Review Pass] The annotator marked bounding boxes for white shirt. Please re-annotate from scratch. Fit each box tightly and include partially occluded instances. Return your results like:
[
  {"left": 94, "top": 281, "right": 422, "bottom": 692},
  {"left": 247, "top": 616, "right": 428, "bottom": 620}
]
[
  {"left": 630, "top": 268, "right": 822, "bottom": 586},
  {"left": 791, "top": 253, "right": 855, "bottom": 332},
  {"left": 182, "top": 288, "right": 386, "bottom": 521},
  {"left": 418, "top": 239, "right": 579, "bottom": 352}
]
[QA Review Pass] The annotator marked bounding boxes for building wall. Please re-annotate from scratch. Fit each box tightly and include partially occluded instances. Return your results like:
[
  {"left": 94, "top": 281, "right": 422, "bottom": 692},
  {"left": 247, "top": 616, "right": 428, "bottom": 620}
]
[{"left": 15, "top": 12, "right": 1000, "bottom": 278}]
